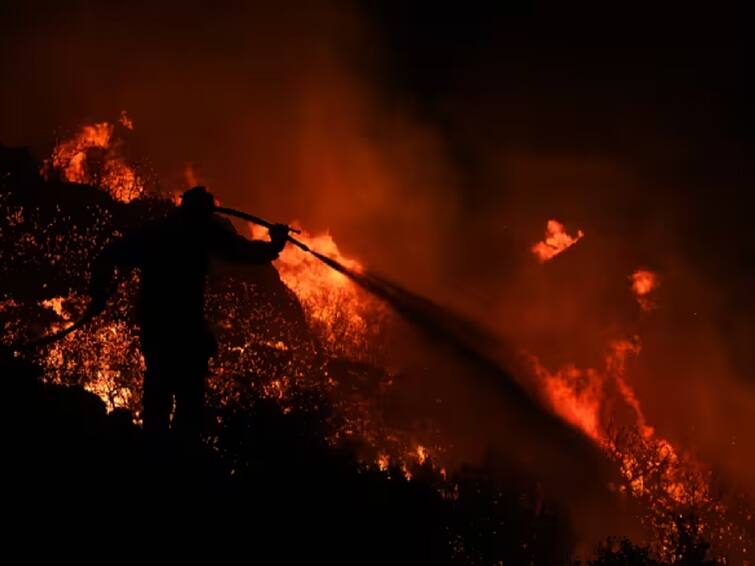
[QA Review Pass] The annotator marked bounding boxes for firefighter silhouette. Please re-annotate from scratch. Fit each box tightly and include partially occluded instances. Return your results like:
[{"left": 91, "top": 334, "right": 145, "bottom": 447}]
[{"left": 89, "top": 186, "right": 290, "bottom": 442}]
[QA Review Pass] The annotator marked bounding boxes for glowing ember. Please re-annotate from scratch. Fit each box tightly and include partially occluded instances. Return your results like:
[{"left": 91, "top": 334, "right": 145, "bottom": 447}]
[
  {"left": 377, "top": 453, "right": 390, "bottom": 471},
  {"left": 118, "top": 110, "right": 134, "bottom": 130},
  {"left": 416, "top": 444, "right": 428, "bottom": 465},
  {"left": 45, "top": 115, "right": 143, "bottom": 203},
  {"left": 531, "top": 219, "right": 584, "bottom": 262},
  {"left": 41, "top": 296, "right": 67, "bottom": 319},
  {"left": 631, "top": 269, "right": 660, "bottom": 311}
]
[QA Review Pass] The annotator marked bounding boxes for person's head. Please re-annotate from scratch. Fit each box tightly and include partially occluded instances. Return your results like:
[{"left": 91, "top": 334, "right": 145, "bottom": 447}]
[{"left": 180, "top": 186, "right": 215, "bottom": 220}]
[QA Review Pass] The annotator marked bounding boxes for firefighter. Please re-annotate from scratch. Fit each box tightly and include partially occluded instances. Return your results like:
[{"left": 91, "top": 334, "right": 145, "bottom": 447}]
[{"left": 89, "top": 186, "right": 290, "bottom": 443}]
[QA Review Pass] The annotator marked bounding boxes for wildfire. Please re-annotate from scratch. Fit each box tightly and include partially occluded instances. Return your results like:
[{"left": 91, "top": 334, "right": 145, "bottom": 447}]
[
  {"left": 525, "top": 336, "right": 744, "bottom": 560},
  {"left": 531, "top": 219, "right": 584, "bottom": 262},
  {"left": 2, "top": 118, "right": 750, "bottom": 562},
  {"left": 527, "top": 223, "right": 714, "bottom": 551},
  {"left": 416, "top": 444, "right": 428, "bottom": 465},
  {"left": 377, "top": 453, "right": 390, "bottom": 471},
  {"left": 631, "top": 269, "right": 660, "bottom": 311},
  {"left": 45, "top": 113, "right": 143, "bottom": 203},
  {"left": 250, "top": 223, "right": 384, "bottom": 357},
  {"left": 532, "top": 361, "right": 605, "bottom": 443},
  {"left": 41, "top": 296, "right": 67, "bottom": 319},
  {"left": 530, "top": 339, "right": 648, "bottom": 444}
]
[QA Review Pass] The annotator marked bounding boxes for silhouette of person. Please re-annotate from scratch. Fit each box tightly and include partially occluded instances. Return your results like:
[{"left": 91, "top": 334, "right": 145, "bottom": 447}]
[{"left": 89, "top": 186, "right": 290, "bottom": 443}]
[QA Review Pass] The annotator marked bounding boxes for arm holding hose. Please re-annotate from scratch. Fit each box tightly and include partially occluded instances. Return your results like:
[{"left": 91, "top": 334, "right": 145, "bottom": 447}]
[{"left": 209, "top": 218, "right": 290, "bottom": 264}]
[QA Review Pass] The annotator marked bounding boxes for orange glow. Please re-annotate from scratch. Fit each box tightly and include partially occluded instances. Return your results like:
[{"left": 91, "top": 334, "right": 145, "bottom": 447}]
[
  {"left": 377, "top": 453, "right": 390, "bottom": 471},
  {"left": 118, "top": 110, "right": 134, "bottom": 130},
  {"left": 530, "top": 337, "right": 652, "bottom": 445},
  {"left": 250, "top": 223, "right": 382, "bottom": 354},
  {"left": 45, "top": 115, "right": 143, "bottom": 203},
  {"left": 41, "top": 296, "right": 67, "bottom": 319},
  {"left": 416, "top": 444, "right": 428, "bottom": 465},
  {"left": 531, "top": 220, "right": 584, "bottom": 262},
  {"left": 631, "top": 269, "right": 660, "bottom": 311},
  {"left": 183, "top": 163, "right": 200, "bottom": 187},
  {"left": 527, "top": 336, "right": 714, "bottom": 546}
]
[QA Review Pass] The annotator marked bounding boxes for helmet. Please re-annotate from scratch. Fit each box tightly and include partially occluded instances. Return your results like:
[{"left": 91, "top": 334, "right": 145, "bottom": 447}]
[{"left": 180, "top": 186, "right": 215, "bottom": 216}]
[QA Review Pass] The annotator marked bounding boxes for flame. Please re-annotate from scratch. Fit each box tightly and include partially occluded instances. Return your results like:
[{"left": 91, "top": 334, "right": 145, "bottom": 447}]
[
  {"left": 531, "top": 338, "right": 677, "bottom": 464},
  {"left": 416, "top": 444, "right": 428, "bottom": 465},
  {"left": 532, "top": 361, "right": 605, "bottom": 443},
  {"left": 45, "top": 115, "right": 143, "bottom": 203},
  {"left": 118, "top": 110, "right": 134, "bottom": 130},
  {"left": 531, "top": 219, "right": 584, "bottom": 262},
  {"left": 525, "top": 336, "right": 738, "bottom": 560},
  {"left": 377, "top": 453, "right": 390, "bottom": 471},
  {"left": 41, "top": 296, "right": 68, "bottom": 319},
  {"left": 250, "top": 223, "right": 383, "bottom": 355},
  {"left": 631, "top": 269, "right": 660, "bottom": 311}
]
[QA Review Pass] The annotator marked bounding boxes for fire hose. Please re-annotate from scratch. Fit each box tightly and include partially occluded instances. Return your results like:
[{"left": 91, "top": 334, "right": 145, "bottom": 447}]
[{"left": 214, "top": 206, "right": 310, "bottom": 252}]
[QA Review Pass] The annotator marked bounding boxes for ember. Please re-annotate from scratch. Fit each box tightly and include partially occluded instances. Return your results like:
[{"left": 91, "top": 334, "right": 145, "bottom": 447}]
[{"left": 250, "top": 223, "right": 385, "bottom": 358}]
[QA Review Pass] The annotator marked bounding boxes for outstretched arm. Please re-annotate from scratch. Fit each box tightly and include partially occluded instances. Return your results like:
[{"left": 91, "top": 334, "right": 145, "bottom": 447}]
[
  {"left": 88, "top": 233, "right": 144, "bottom": 313},
  {"left": 210, "top": 220, "right": 289, "bottom": 264}
]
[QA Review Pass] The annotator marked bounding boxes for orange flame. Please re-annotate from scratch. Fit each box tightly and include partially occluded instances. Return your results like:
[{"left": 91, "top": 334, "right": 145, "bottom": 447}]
[
  {"left": 46, "top": 115, "right": 143, "bottom": 203},
  {"left": 377, "top": 453, "right": 390, "bottom": 471},
  {"left": 528, "top": 336, "right": 712, "bottom": 524},
  {"left": 416, "top": 444, "right": 428, "bottom": 465},
  {"left": 531, "top": 219, "right": 584, "bottom": 262},
  {"left": 250, "top": 223, "right": 381, "bottom": 354},
  {"left": 631, "top": 269, "right": 660, "bottom": 311},
  {"left": 531, "top": 337, "right": 654, "bottom": 446}
]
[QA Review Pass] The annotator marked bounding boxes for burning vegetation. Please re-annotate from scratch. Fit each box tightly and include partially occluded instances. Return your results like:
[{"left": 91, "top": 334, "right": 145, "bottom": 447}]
[
  {"left": 0, "top": 118, "right": 752, "bottom": 564},
  {"left": 42, "top": 112, "right": 143, "bottom": 203}
]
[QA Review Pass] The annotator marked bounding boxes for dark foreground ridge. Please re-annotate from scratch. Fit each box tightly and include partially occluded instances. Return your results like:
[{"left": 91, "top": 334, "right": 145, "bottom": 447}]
[
  {"left": 0, "top": 348, "right": 716, "bottom": 565},
  {"left": 1, "top": 348, "right": 452, "bottom": 562}
]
